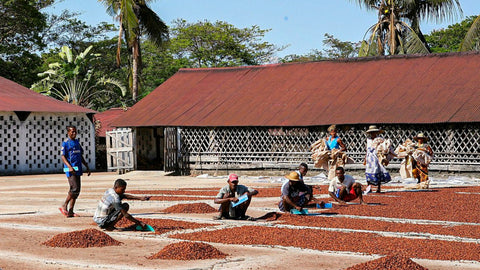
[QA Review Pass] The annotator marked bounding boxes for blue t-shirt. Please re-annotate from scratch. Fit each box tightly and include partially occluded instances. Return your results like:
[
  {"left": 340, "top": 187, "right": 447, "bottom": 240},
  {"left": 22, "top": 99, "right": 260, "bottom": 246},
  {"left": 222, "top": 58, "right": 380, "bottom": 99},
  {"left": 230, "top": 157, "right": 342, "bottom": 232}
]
[{"left": 61, "top": 138, "right": 84, "bottom": 177}]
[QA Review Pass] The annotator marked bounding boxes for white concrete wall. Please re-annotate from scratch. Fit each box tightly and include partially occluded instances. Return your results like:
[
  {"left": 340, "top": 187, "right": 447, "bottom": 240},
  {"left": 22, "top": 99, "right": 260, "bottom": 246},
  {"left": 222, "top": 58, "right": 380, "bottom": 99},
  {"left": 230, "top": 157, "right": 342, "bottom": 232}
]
[{"left": 0, "top": 112, "right": 95, "bottom": 175}]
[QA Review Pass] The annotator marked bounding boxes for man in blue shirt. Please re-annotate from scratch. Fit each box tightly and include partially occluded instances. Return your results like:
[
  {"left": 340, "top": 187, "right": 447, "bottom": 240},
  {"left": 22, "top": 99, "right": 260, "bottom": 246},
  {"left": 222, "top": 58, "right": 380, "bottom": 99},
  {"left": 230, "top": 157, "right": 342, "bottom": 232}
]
[{"left": 60, "top": 125, "right": 91, "bottom": 217}]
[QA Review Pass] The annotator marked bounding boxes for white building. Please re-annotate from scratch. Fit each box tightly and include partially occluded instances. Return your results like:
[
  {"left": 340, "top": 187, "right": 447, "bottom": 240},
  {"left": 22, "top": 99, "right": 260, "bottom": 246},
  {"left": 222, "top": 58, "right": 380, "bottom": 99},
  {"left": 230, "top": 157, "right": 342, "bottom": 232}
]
[{"left": 0, "top": 76, "right": 96, "bottom": 175}]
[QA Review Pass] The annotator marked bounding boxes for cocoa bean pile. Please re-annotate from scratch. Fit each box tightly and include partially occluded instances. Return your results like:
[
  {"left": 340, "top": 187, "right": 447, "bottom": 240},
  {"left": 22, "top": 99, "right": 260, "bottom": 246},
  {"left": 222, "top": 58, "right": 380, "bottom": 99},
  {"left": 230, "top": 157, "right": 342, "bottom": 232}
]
[
  {"left": 321, "top": 187, "right": 480, "bottom": 222},
  {"left": 130, "top": 189, "right": 218, "bottom": 196},
  {"left": 275, "top": 214, "right": 480, "bottom": 238},
  {"left": 43, "top": 229, "right": 122, "bottom": 248},
  {"left": 129, "top": 187, "right": 289, "bottom": 198},
  {"left": 256, "top": 211, "right": 282, "bottom": 221},
  {"left": 149, "top": 195, "right": 210, "bottom": 201},
  {"left": 148, "top": 241, "right": 227, "bottom": 260},
  {"left": 170, "top": 225, "right": 480, "bottom": 261},
  {"left": 163, "top": 202, "right": 217, "bottom": 213},
  {"left": 345, "top": 254, "right": 428, "bottom": 270},
  {"left": 116, "top": 217, "right": 214, "bottom": 234}
]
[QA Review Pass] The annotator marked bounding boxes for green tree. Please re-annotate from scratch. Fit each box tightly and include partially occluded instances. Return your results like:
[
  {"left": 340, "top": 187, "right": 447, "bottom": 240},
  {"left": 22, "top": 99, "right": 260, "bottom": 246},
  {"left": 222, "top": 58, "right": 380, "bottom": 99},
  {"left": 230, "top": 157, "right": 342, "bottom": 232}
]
[
  {"left": 98, "top": 0, "right": 169, "bottom": 101},
  {"left": 140, "top": 40, "right": 189, "bottom": 96},
  {"left": 169, "top": 19, "right": 282, "bottom": 67},
  {"left": 425, "top": 16, "right": 476, "bottom": 53},
  {"left": 42, "top": 10, "right": 116, "bottom": 52},
  {"left": 280, "top": 33, "right": 359, "bottom": 62},
  {"left": 0, "top": 0, "right": 51, "bottom": 86},
  {"left": 322, "top": 33, "right": 360, "bottom": 58},
  {"left": 353, "top": 0, "right": 462, "bottom": 55},
  {"left": 460, "top": 15, "right": 480, "bottom": 52}
]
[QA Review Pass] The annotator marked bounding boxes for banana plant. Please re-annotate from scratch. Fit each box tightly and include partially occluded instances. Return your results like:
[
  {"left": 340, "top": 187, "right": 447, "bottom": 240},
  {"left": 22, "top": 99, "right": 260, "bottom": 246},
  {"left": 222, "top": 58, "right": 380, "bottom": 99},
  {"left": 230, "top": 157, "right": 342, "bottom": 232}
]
[{"left": 31, "top": 45, "right": 126, "bottom": 108}]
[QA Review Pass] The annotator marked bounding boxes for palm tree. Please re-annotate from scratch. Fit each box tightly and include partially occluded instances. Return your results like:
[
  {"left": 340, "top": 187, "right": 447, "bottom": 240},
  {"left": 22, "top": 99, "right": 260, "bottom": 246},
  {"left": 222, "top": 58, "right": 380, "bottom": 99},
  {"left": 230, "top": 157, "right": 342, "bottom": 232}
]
[
  {"left": 460, "top": 14, "right": 480, "bottom": 51},
  {"left": 98, "top": 0, "right": 168, "bottom": 101},
  {"left": 353, "top": 0, "right": 462, "bottom": 55}
]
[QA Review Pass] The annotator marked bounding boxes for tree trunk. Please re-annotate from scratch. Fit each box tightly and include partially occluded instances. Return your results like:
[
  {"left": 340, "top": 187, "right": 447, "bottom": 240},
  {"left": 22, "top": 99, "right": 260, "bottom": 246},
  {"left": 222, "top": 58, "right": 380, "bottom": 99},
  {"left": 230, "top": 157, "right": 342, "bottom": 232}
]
[
  {"left": 132, "top": 39, "right": 140, "bottom": 101},
  {"left": 389, "top": 1, "right": 396, "bottom": 55}
]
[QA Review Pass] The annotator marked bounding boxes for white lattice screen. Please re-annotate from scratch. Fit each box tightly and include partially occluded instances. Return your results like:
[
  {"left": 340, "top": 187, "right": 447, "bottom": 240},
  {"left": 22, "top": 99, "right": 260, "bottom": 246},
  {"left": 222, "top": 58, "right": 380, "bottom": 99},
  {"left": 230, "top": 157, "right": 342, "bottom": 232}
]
[
  {"left": 179, "top": 124, "right": 480, "bottom": 171},
  {"left": 0, "top": 112, "right": 95, "bottom": 175}
]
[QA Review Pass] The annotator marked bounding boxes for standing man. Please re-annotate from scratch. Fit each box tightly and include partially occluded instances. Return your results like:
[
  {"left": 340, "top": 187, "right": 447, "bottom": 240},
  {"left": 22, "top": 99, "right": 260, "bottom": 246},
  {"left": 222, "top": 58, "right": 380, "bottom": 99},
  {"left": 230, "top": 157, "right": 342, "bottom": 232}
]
[
  {"left": 60, "top": 125, "right": 91, "bottom": 217},
  {"left": 214, "top": 174, "right": 258, "bottom": 220},
  {"left": 328, "top": 167, "right": 366, "bottom": 205}
]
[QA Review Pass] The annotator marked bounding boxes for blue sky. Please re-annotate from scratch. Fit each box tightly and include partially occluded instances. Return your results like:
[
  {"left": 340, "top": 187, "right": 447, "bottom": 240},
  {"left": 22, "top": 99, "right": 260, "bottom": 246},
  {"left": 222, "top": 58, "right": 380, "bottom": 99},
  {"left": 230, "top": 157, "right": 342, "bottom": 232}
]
[{"left": 45, "top": 0, "right": 479, "bottom": 57}]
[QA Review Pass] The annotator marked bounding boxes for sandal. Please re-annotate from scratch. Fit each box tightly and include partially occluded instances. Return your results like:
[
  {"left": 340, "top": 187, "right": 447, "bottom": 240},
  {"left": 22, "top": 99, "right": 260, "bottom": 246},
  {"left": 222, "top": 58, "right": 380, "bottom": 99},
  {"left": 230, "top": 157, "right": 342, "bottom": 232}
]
[{"left": 58, "top": 207, "right": 68, "bottom": 217}]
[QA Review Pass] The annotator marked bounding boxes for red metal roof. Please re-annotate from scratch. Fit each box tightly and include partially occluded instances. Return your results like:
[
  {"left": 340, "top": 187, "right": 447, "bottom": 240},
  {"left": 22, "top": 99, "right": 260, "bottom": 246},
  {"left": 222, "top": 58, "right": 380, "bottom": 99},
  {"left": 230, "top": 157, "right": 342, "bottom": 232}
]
[
  {"left": 0, "top": 76, "right": 95, "bottom": 113},
  {"left": 94, "top": 108, "right": 128, "bottom": 137},
  {"left": 113, "top": 52, "right": 480, "bottom": 127}
]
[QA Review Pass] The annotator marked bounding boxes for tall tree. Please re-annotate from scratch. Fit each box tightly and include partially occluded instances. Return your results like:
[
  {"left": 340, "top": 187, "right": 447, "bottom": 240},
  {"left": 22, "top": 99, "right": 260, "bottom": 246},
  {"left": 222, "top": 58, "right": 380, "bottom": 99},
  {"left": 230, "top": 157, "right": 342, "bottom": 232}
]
[
  {"left": 98, "top": 0, "right": 168, "bottom": 101},
  {"left": 353, "top": 0, "right": 462, "bottom": 55},
  {"left": 425, "top": 16, "right": 476, "bottom": 53},
  {"left": 281, "top": 33, "right": 359, "bottom": 62},
  {"left": 0, "top": 0, "right": 51, "bottom": 86},
  {"left": 42, "top": 10, "right": 116, "bottom": 52},
  {"left": 169, "top": 19, "right": 282, "bottom": 67},
  {"left": 460, "top": 14, "right": 480, "bottom": 52}
]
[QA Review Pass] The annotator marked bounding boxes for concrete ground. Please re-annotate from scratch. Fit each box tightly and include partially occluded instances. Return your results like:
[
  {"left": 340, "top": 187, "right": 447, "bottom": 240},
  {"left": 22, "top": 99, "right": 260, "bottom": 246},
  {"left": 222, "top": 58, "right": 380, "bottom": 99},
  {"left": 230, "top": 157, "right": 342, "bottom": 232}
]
[{"left": 0, "top": 171, "right": 479, "bottom": 270}]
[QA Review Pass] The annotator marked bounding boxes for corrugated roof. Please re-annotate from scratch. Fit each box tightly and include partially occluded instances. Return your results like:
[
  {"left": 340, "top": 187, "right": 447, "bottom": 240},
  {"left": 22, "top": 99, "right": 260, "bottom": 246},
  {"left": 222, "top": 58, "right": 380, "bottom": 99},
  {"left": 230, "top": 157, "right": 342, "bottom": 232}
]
[
  {"left": 94, "top": 108, "right": 128, "bottom": 137},
  {"left": 113, "top": 52, "right": 480, "bottom": 127},
  {"left": 0, "top": 76, "right": 95, "bottom": 113}
]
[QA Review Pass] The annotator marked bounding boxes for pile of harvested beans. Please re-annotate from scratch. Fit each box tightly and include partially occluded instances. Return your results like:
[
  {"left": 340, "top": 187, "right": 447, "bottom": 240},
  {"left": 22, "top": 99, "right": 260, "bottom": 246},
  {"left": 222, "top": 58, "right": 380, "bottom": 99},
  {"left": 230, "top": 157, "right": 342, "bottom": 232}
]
[
  {"left": 148, "top": 241, "right": 227, "bottom": 260},
  {"left": 116, "top": 217, "right": 214, "bottom": 234},
  {"left": 149, "top": 195, "right": 210, "bottom": 201},
  {"left": 171, "top": 225, "right": 480, "bottom": 261},
  {"left": 345, "top": 254, "right": 428, "bottom": 270},
  {"left": 163, "top": 202, "right": 217, "bottom": 213},
  {"left": 275, "top": 214, "right": 480, "bottom": 238},
  {"left": 321, "top": 187, "right": 480, "bottom": 222},
  {"left": 43, "top": 229, "right": 122, "bottom": 248}
]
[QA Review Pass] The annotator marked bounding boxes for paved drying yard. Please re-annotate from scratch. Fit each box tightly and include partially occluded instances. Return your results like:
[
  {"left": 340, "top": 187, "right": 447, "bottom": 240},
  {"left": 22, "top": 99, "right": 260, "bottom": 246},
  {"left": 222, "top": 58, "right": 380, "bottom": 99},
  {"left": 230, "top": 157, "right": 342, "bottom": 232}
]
[{"left": 0, "top": 171, "right": 479, "bottom": 270}]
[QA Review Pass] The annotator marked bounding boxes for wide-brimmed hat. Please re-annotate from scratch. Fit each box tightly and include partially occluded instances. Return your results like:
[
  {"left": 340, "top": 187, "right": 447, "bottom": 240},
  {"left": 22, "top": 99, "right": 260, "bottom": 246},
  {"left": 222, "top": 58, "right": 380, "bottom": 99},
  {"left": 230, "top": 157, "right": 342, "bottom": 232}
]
[
  {"left": 285, "top": 171, "right": 300, "bottom": 181},
  {"left": 366, "top": 125, "right": 383, "bottom": 133},
  {"left": 414, "top": 133, "right": 429, "bottom": 141}
]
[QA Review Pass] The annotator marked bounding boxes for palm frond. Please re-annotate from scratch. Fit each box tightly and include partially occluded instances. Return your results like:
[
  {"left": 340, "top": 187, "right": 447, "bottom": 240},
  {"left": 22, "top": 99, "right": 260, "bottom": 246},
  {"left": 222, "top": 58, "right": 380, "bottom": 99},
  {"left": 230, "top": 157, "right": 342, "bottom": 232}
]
[
  {"left": 400, "top": 21, "right": 430, "bottom": 54},
  {"left": 403, "top": 0, "right": 462, "bottom": 24},
  {"left": 121, "top": 0, "right": 139, "bottom": 46},
  {"left": 460, "top": 14, "right": 480, "bottom": 52},
  {"left": 137, "top": 3, "right": 169, "bottom": 47},
  {"left": 98, "top": 77, "right": 128, "bottom": 97}
]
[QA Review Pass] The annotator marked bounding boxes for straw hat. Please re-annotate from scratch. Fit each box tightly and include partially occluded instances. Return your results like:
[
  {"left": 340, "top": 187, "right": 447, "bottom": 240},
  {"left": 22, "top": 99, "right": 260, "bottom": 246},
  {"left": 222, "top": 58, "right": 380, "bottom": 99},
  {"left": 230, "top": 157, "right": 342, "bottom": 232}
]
[
  {"left": 285, "top": 171, "right": 300, "bottom": 181},
  {"left": 413, "top": 133, "right": 429, "bottom": 142},
  {"left": 366, "top": 125, "right": 383, "bottom": 133}
]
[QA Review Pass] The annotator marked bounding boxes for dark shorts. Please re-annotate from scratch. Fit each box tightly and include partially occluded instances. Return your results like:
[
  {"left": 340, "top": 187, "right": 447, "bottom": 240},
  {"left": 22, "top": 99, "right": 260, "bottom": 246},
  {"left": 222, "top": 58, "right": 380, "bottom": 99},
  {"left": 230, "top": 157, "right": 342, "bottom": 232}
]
[
  {"left": 67, "top": 175, "right": 81, "bottom": 198},
  {"left": 97, "top": 203, "right": 129, "bottom": 229}
]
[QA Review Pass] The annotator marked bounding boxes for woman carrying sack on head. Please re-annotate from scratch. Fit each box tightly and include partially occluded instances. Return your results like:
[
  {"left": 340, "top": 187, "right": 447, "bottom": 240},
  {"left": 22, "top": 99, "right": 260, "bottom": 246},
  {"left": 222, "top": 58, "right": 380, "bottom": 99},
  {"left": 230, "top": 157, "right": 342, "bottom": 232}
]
[{"left": 411, "top": 133, "right": 434, "bottom": 184}]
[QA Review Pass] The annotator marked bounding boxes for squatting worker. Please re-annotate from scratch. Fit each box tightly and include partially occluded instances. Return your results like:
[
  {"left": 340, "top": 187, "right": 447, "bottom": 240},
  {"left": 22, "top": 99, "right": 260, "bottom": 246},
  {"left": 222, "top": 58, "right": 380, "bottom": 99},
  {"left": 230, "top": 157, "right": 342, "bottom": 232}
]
[
  {"left": 93, "top": 179, "right": 151, "bottom": 231},
  {"left": 328, "top": 167, "right": 367, "bottom": 205},
  {"left": 60, "top": 125, "right": 90, "bottom": 217},
  {"left": 214, "top": 173, "right": 258, "bottom": 220},
  {"left": 278, "top": 171, "right": 312, "bottom": 212}
]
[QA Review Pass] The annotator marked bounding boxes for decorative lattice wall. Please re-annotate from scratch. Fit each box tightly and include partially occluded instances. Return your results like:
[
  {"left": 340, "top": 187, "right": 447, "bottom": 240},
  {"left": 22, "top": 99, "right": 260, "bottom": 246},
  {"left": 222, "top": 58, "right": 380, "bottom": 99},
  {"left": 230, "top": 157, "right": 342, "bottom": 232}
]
[
  {"left": 0, "top": 112, "right": 95, "bottom": 175},
  {"left": 179, "top": 124, "right": 480, "bottom": 171}
]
